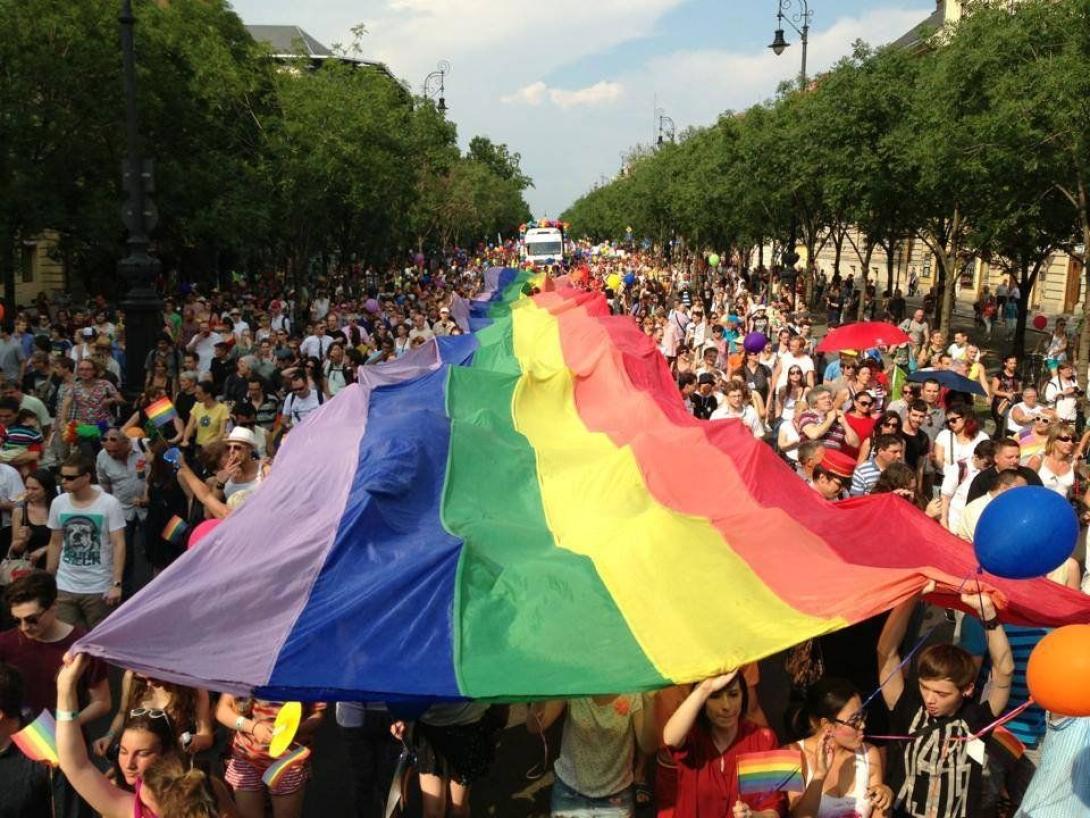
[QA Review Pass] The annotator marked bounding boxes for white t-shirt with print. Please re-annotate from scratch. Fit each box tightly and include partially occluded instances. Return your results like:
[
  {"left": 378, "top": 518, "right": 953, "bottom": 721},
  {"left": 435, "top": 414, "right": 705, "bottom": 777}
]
[{"left": 48, "top": 488, "right": 126, "bottom": 594}]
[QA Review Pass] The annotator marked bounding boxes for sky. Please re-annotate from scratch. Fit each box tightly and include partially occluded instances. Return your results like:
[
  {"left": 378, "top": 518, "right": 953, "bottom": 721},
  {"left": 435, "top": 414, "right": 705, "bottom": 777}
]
[{"left": 229, "top": 0, "right": 933, "bottom": 217}]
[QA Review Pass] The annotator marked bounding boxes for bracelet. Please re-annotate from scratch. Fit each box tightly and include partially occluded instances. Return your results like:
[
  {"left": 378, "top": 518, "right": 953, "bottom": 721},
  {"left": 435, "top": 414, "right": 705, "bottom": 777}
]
[
  {"left": 56, "top": 709, "right": 80, "bottom": 722},
  {"left": 982, "top": 616, "right": 1001, "bottom": 631},
  {"left": 233, "top": 715, "right": 247, "bottom": 732}
]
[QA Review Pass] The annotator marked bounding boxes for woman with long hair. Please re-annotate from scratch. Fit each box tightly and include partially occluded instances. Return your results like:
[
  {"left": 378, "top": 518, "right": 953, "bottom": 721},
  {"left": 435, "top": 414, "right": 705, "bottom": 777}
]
[
  {"left": 122, "top": 387, "right": 185, "bottom": 445},
  {"left": 786, "top": 678, "right": 892, "bottom": 818},
  {"left": 855, "top": 412, "right": 902, "bottom": 464},
  {"left": 773, "top": 366, "right": 810, "bottom": 430},
  {"left": 933, "top": 403, "right": 989, "bottom": 529},
  {"left": 57, "top": 654, "right": 232, "bottom": 818},
  {"left": 872, "top": 462, "right": 942, "bottom": 519},
  {"left": 9, "top": 468, "right": 56, "bottom": 569},
  {"left": 1037, "top": 422, "right": 1077, "bottom": 499},
  {"left": 989, "top": 354, "right": 1020, "bottom": 437},
  {"left": 93, "top": 669, "right": 214, "bottom": 760}
]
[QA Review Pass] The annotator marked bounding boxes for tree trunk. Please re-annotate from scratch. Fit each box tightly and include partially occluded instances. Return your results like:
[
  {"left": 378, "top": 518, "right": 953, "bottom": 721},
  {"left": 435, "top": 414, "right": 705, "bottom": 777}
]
[
  {"left": 833, "top": 232, "right": 843, "bottom": 277},
  {"left": 1076, "top": 171, "right": 1090, "bottom": 392},
  {"left": 0, "top": 223, "right": 15, "bottom": 318},
  {"left": 885, "top": 237, "right": 896, "bottom": 296}
]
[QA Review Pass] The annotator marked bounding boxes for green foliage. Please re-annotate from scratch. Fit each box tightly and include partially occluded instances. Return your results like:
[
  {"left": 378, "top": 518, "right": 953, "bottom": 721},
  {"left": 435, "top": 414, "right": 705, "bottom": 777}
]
[
  {"left": 0, "top": 0, "right": 532, "bottom": 299},
  {"left": 562, "top": 0, "right": 1089, "bottom": 355}
]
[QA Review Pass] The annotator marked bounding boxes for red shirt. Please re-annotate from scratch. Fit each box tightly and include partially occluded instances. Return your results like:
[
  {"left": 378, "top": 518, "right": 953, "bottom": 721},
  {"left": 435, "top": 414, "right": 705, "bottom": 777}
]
[
  {"left": 842, "top": 412, "right": 877, "bottom": 460},
  {"left": 670, "top": 720, "right": 787, "bottom": 818},
  {"left": 0, "top": 626, "right": 108, "bottom": 714}
]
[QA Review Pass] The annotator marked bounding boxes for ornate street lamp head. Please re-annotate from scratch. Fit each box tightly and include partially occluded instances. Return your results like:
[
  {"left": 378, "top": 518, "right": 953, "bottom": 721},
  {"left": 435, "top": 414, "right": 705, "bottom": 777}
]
[
  {"left": 437, "top": 96, "right": 447, "bottom": 112},
  {"left": 769, "top": 28, "right": 789, "bottom": 55}
]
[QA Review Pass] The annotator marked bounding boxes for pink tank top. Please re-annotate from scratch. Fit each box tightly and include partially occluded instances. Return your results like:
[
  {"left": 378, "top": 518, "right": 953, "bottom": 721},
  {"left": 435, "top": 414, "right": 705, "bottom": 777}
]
[{"left": 133, "top": 780, "right": 158, "bottom": 818}]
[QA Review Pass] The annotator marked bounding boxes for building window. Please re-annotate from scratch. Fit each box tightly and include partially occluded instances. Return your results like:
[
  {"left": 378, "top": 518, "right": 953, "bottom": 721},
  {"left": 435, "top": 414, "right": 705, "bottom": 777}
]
[{"left": 20, "top": 242, "right": 35, "bottom": 284}]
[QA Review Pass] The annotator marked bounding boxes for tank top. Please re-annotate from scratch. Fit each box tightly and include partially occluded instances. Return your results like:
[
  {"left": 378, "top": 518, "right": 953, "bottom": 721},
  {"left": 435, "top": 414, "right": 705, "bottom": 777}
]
[
  {"left": 796, "top": 740, "right": 872, "bottom": 818},
  {"left": 133, "top": 780, "right": 158, "bottom": 818},
  {"left": 225, "top": 466, "right": 263, "bottom": 499},
  {"left": 1038, "top": 458, "right": 1075, "bottom": 498}
]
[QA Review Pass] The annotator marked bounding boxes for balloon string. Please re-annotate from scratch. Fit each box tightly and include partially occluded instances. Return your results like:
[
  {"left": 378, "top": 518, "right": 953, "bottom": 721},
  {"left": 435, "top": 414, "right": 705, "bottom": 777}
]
[
  {"left": 857, "top": 569, "right": 978, "bottom": 716},
  {"left": 866, "top": 699, "right": 1035, "bottom": 743}
]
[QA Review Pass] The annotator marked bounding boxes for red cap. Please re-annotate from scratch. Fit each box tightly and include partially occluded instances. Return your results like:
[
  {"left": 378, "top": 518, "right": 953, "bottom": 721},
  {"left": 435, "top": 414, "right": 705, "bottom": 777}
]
[{"left": 820, "top": 449, "right": 857, "bottom": 481}]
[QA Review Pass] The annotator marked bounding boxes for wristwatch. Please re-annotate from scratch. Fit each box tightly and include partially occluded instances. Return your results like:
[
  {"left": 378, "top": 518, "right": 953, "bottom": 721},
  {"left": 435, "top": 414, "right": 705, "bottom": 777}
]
[{"left": 112, "top": 580, "right": 122, "bottom": 588}]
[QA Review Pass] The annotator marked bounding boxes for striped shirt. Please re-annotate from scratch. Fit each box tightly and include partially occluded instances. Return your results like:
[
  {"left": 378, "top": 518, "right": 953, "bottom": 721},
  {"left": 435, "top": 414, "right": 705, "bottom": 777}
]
[
  {"left": 850, "top": 459, "right": 882, "bottom": 496},
  {"left": 959, "top": 620, "right": 1047, "bottom": 747},
  {"left": 1014, "top": 716, "right": 1090, "bottom": 817}
]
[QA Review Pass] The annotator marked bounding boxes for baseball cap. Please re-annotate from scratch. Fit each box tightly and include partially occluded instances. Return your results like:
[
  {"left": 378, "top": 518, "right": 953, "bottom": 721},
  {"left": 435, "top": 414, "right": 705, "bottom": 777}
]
[{"left": 82, "top": 327, "right": 95, "bottom": 338}]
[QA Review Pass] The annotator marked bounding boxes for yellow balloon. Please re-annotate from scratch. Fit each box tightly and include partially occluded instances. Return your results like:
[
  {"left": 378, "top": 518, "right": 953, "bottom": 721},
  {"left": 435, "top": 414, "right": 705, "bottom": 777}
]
[{"left": 607, "top": 273, "right": 621, "bottom": 290}]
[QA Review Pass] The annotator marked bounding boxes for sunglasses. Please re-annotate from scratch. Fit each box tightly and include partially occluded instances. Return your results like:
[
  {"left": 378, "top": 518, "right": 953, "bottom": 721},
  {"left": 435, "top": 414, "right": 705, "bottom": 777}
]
[
  {"left": 946, "top": 417, "right": 963, "bottom": 425},
  {"left": 225, "top": 443, "right": 249, "bottom": 451},
  {"left": 856, "top": 399, "right": 873, "bottom": 408},
  {"left": 1056, "top": 435, "right": 1074, "bottom": 442},
  {"left": 13, "top": 611, "right": 45, "bottom": 626},
  {"left": 59, "top": 472, "right": 85, "bottom": 482},
  {"left": 130, "top": 708, "right": 170, "bottom": 721}
]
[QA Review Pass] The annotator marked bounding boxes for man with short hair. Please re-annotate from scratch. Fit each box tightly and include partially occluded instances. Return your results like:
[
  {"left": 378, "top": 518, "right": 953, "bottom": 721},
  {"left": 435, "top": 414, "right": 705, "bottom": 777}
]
[
  {"left": 796, "top": 439, "right": 827, "bottom": 483},
  {"left": 185, "top": 320, "right": 223, "bottom": 375},
  {"left": 246, "top": 377, "right": 280, "bottom": 431},
  {"left": 919, "top": 378, "right": 946, "bottom": 442},
  {"left": 281, "top": 371, "right": 323, "bottom": 430},
  {"left": 46, "top": 455, "right": 127, "bottom": 629},
  {"left": 812, "top": 449, "right": 855, "bottom": 500},
  {"left": 0, "top": 572, "right": 110, "bottom": 818},
  {"left": 96, "top": 430, "right": 147, "bottom": 597},
  {"left": 323, "top": 343, "right": 355, "bottom": 398},
  {"left": 300, "top": 322, "right": 334, "bottom": 361},
  {"left": 770, "top": 334, "right": 815, "bottom": 389},
  {"left": 850, "top": 434, "right": 904, "bottom": 496},
  {"left": 1, "top": 378, "right": 50, "bottom": 437},
  {"left": 407, "top": 312, "right": 435, "bottom": 345},
  {"left": 965, "top": 438, "right": 1042, "bottom": 503},
  {"left": 433, "top": 306, "right": 457, "bottom": 336},
  {"left": 958, "top": 468, "right": 1028, "bottom": 541}
]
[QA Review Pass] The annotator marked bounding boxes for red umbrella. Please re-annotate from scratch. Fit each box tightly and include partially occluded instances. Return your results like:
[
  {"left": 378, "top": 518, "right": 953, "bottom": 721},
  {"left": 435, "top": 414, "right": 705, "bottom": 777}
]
[{"left": 816, "top": 321, "right": 911, "bottom": 353}]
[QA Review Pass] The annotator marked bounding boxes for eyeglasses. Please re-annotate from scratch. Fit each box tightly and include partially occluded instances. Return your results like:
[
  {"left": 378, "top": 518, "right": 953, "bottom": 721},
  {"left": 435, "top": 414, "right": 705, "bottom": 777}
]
[
  {"left": 832, "top": 713, "right": 867, "bottom": 730},
  {"left": 13, "top": 611, "right": 44, "bottom": 626}
]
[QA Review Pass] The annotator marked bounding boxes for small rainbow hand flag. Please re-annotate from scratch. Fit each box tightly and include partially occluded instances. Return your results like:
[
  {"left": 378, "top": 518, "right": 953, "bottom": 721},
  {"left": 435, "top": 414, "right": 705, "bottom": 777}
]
[
  {"left": 12, "top": 710, "right": 59, "bottom": 767},
  {"left": 146, "top": 397, "right": 178, "bottom": 427},
  {"left": 262, "top": 745, "right": 310, "bottom": 787},
  {"left": 736, "top": 749, "right": 804, "bottom": 795},
  {"left": 989, "top": 725, "right": 1025, "bottom": 761},
  {"left": 161, "top": 515, "right": 189, "bottom": 545}
]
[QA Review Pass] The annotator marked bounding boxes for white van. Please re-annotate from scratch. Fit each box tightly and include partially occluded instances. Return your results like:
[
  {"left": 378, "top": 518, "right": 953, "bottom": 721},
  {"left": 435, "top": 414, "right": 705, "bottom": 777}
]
[{"left": 521, "top": 227, "right": 565, "bottom": 265}]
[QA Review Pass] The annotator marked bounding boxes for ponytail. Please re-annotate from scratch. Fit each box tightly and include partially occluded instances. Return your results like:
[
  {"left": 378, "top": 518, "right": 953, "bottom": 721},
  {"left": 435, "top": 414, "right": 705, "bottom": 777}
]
[
  {"left": 783, "top": 677, "right": 859, "bottom": 741},
  {"left": 141, "top": 756, "right": 219, "bottom": 818}
]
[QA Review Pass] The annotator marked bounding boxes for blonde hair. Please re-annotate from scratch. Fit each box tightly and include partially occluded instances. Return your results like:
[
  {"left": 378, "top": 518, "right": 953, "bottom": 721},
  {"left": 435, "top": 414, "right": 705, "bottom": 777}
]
[
  {"left": 1046, "top": 422, "right": 1076, "bottom": 458},
  {"left": 141, "top": 755, "right": 218, "bottom": 818}
]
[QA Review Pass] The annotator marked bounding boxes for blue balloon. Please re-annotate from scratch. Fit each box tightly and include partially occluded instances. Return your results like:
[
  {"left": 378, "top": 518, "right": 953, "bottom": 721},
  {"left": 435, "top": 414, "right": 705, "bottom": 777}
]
[
  {"left": 743, "top": 332, "right": 768, "bottom": 354},
  {"left": 974, "top": 486, "right": 1078, "bottom": 579},
  {"left": 624, "top": 272, "right": 636, "bottom": 287}
]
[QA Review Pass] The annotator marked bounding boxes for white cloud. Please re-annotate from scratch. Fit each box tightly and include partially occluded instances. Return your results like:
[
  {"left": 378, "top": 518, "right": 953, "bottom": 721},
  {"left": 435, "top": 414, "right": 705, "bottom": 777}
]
[
  {"left": 229, "top": 1, "right": 932, "bottom": 215},
  {"left": 502, "top": 80, "right": 624, "bottom": 108},
  {"left": 500, "top": 82, "right": 548, "bottom": 106}
]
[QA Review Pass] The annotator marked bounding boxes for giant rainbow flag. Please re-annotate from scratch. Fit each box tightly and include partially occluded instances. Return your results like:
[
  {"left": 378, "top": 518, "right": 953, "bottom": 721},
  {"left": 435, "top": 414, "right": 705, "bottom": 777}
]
[{"left": 75, "top": 269, "right": 1090, "bottom": 700}]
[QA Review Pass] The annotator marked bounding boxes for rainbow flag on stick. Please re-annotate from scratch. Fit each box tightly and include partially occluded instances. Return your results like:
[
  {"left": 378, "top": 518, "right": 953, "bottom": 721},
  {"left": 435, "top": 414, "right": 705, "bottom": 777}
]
[
  {"left": 12, "top": 710, "right": 59, "bottom": 766},
  {"left": 146, "top": 397, "right": 178, "bottom": 427},
  {"left": 161, "top": 515, "right": 189, "bottom": 545},
  {"left": 736, "top": 749, "right": 804, "bottom": 795},
  {"left": 261, "top": 745, "right": 310, "bottom": 787}
]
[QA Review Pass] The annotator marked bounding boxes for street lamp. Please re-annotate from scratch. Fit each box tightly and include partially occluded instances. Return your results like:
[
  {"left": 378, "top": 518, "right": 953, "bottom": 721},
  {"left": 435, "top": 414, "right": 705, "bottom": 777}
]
[
  {"left": 768, "top": 0, "right": 813, "bottom": 90},
  {"left": 655, "top": 108, "right": 676, "bottom": 147},
  {"left": 423, "top": 60, "right": 451, "bottom": 112},
  {"left": 118, "top": 0, "right": 161, "bottom": 398}
]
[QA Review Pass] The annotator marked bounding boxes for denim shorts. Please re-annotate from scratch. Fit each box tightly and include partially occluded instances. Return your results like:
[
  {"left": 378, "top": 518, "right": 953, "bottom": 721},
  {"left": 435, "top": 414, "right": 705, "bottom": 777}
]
[{"left": 550, "top": 775, "right": 633, "bottom": 818}]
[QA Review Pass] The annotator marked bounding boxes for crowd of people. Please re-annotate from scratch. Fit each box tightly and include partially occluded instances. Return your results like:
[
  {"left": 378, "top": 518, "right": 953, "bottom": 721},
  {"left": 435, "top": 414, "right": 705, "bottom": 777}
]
[{"left": 0, "top": 248, "right": 1087, "bottom": 818}]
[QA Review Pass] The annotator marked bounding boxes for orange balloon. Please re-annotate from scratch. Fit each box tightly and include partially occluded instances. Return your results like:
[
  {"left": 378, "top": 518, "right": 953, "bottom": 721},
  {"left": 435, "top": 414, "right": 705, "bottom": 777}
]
[
  {"left": 125, "top": 427, "right": 144, "bottom": 439},
  {"left": 1026, "top": 624, "right": 1090, "bottom": 716}
]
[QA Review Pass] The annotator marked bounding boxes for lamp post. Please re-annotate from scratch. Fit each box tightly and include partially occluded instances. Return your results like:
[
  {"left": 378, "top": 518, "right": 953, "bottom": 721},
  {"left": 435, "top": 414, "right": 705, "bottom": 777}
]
[
  {"left": 118, "top": 0, "right": 161, "bottom": 399},
  {"left": 423, "top": 60, "right": 451, "bottom": 112},
  {"left": 655, "top": 109, "right": 676, "bottom": 147},
  {"left": 768, "top": 0, "right": 813, "bottom": 90}
]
